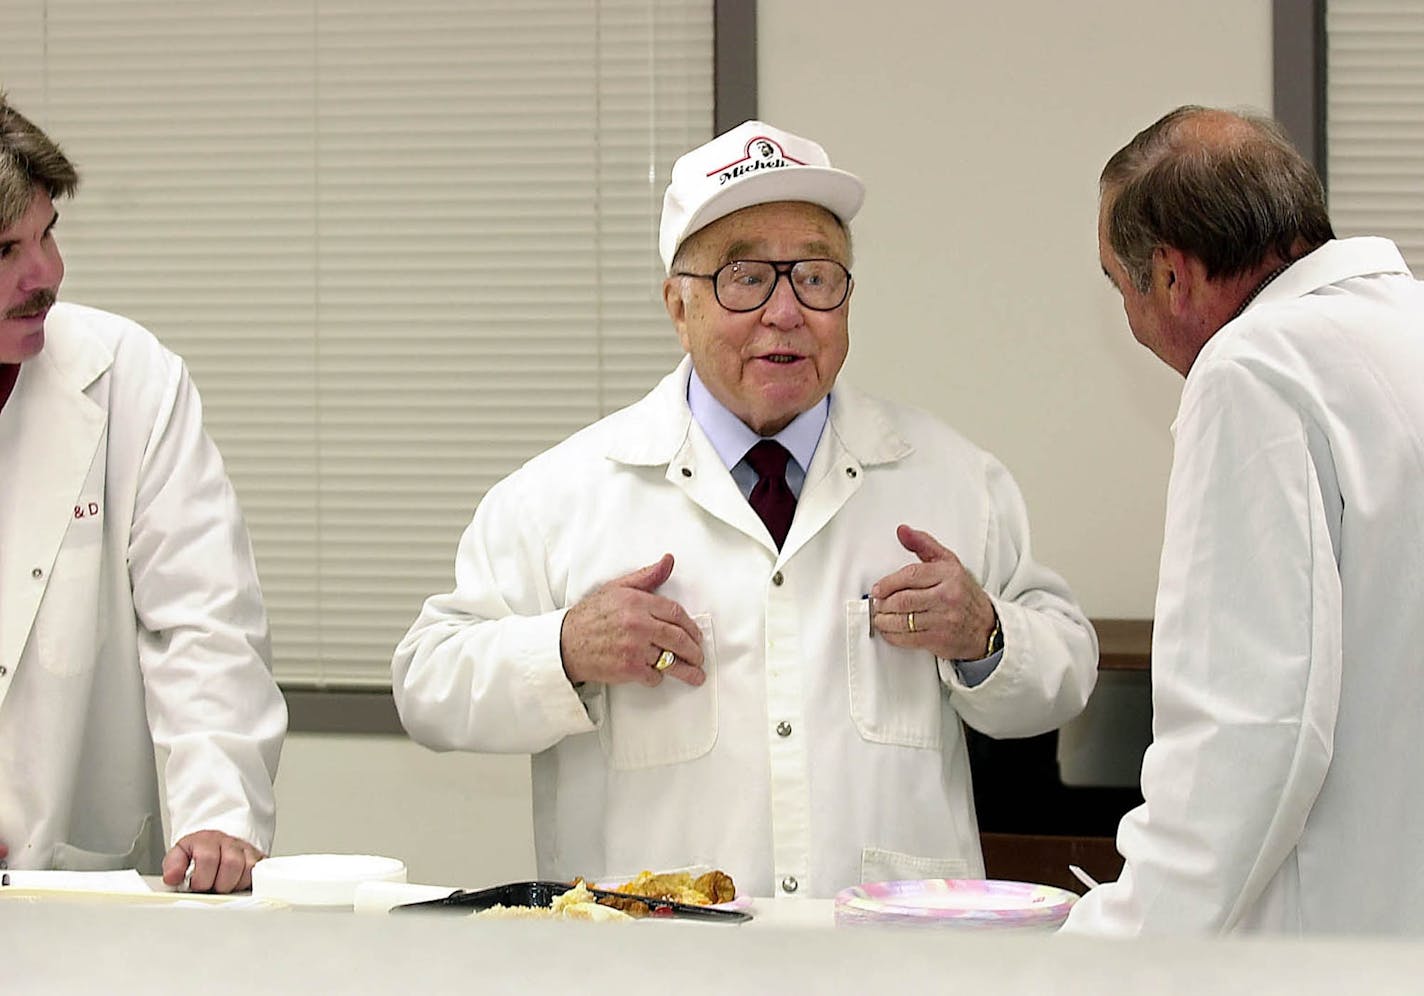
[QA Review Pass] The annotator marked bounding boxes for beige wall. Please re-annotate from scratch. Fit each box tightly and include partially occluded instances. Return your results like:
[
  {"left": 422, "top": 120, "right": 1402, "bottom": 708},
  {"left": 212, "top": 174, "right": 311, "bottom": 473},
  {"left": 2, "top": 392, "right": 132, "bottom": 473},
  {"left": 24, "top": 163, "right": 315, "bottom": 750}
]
[
  {"left": 758, "top": 0, "right": 1272, "bottom": 617},
  {"left": 272, "top": 2, "right": 1273, "bottom": 879}
]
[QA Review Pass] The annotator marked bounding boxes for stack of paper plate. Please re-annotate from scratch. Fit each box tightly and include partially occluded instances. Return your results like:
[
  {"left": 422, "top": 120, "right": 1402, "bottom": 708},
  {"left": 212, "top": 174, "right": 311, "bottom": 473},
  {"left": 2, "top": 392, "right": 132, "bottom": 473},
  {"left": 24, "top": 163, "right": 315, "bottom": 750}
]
[
  {"left": 834, "top": 878, "right": 1077, "bottom": 931},
  {"left": 251, "top": 854, "right": 407, "bottom": 908}
]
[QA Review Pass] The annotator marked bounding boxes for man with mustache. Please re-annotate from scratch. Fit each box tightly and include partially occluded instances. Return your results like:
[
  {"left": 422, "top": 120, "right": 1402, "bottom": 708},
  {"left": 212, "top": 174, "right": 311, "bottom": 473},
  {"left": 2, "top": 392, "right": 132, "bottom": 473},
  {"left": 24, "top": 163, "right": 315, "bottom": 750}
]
[
  {"left": 393, "top": 121, "right": 1097, "bottom": 898},
  {"left": 0, "top": 96, "right": 285, "bottom": 893}
]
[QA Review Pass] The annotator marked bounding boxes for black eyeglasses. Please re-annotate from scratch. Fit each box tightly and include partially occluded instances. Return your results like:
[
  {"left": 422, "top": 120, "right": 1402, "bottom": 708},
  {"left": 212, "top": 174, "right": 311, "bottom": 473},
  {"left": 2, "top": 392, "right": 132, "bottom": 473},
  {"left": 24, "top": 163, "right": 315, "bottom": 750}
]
[{"left": 674, "top": 258, "right": 853, "bottom": 312}]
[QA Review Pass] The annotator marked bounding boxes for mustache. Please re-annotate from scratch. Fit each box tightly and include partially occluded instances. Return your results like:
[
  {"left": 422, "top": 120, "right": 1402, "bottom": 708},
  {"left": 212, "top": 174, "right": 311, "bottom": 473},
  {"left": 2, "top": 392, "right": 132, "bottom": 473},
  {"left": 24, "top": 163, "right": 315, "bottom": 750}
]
[{"left": 4, "top": 288, "right": 56, "bottom": 319}]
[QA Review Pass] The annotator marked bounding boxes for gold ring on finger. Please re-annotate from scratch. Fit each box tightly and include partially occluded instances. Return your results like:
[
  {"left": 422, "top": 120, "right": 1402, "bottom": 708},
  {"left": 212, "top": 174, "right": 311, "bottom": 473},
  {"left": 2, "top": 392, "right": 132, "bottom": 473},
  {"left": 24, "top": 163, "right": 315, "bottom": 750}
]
[
  {"left": 907, "top": 612, "right": 916, "bottom": 633},
  {"left": 654, "top": 649, "right": 676, "bottom": 672}
]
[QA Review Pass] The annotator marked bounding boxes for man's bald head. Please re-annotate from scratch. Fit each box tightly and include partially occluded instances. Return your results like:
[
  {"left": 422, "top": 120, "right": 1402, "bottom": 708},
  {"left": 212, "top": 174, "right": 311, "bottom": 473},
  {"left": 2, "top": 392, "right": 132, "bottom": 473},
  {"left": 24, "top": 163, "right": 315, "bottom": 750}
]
[{"left": 1100, "top": 105, "right": 1334, "bottom": 294}]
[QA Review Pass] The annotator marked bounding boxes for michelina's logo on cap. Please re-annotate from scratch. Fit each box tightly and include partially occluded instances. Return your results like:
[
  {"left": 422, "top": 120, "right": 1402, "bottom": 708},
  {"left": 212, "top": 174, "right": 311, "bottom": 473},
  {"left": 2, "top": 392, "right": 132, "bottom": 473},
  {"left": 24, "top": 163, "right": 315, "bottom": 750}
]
[{"left": 709, "top": 137, "right": 806, "bottom": 186}]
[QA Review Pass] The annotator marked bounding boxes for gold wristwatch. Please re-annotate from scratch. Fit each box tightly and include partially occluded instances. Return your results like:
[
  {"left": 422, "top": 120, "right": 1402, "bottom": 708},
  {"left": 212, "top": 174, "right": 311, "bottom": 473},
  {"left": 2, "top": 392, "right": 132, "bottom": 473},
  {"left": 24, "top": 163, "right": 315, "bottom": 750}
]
[{"left": 984, "top": 610, "right": 1004, "bottom": 657}]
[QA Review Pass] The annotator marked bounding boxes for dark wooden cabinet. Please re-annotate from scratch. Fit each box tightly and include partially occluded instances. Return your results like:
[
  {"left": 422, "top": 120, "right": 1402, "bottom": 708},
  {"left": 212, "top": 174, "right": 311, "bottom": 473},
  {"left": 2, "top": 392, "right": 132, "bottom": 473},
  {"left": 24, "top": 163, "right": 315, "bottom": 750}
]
[
  {"left": 970, "top": 619, "right": 1151, "bottom": 892},
  {"left": 980, "top": 832, "right": 1124, "bottom": 894}
]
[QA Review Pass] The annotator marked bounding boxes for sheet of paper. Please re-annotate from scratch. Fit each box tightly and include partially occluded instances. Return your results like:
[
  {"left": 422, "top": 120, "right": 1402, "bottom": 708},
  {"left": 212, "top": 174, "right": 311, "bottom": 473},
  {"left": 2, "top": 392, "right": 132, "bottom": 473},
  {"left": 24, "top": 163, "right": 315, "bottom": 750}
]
[{"left": 2, "top": 869, "right": 152, "bottom": 893}]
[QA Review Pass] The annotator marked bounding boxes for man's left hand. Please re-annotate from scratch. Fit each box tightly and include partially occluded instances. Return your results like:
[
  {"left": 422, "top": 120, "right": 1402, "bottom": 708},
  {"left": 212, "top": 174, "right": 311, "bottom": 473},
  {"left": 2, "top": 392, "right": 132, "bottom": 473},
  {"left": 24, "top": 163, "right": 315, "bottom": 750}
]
[
  {"left": 162, "top": 830, "right": 265, "bottom": 893},
  {"left": 870, "top": 524, "right": 998, "bottom": 661}
]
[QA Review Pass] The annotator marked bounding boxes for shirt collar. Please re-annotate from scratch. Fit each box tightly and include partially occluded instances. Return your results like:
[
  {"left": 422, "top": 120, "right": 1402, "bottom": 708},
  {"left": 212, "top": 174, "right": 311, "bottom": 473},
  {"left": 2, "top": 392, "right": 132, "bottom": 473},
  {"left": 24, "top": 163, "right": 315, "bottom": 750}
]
[{"left": 687, "top": 366, "right": 828, "bottom": 474}]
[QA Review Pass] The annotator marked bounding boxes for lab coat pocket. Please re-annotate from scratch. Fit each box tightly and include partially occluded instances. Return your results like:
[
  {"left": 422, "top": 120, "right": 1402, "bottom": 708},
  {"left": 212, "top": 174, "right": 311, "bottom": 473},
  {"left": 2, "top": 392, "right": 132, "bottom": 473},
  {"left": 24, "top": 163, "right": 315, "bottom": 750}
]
[
  {"left": 52, "top": 814, "right": 154, "bottom": 872},
  {"left": 861, "top": 846, "right": 970, "bottom": 884},
  {"left": 846, "top": 599, "right": 941, "bottom": 749},
  {"left": 600, "top": 614, "right": 717, "bottom": 770},
  {"left": 36, "top": 498, "right": 105, "bottom": 678}
]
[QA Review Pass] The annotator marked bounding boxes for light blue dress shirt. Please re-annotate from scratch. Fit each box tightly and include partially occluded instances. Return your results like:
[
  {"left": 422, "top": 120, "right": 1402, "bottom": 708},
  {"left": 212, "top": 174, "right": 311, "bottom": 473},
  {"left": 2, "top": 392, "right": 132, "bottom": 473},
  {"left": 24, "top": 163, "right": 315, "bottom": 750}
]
[{"left": 686, "top": 368, "right": 824, "bottom": 500}]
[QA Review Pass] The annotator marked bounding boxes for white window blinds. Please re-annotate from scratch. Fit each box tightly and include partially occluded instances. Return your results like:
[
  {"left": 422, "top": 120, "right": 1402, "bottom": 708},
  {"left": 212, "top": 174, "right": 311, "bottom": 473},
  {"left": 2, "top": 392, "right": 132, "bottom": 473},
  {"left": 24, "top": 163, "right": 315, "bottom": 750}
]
[
  {"left": 1, "top": 0, "right": 713, "bottom": 688},
  {"left": 1327, "top": 0, "right": 1424, "bottom": 270}
]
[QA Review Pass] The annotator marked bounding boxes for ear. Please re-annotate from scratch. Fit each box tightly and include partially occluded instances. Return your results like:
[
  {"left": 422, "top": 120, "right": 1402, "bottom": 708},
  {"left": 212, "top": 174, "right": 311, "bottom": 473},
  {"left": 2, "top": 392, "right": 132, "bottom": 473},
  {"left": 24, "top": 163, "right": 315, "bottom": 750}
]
[
  {"left": 662, "top": 277, "right": 693, "bottom": 352},
  {"left": 1155, "top": 246, "right": 1202, "bottom": 317}
]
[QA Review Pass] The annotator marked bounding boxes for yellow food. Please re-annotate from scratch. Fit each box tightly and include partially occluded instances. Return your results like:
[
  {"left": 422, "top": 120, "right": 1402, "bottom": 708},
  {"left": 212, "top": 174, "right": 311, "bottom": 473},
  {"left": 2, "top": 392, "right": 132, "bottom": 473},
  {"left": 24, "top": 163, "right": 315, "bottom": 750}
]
[
  {"left": 612, "top": 869, "right": 736, "bottom": 906},
  {"left": 693, "top": 870, "right": 736, "bottom": 904},
  {"left": 473, "top": 905, "right": 558, "bottom": 921},
  {"left": 473, "top": 882, "right": 632, "bottom": 922}
]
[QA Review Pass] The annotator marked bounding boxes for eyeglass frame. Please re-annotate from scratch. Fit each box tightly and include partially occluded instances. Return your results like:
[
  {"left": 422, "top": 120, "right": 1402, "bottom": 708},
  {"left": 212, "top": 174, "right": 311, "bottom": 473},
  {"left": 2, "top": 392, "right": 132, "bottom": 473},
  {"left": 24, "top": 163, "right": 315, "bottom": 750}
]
[{"left": 672, "top": 258, "right": 854, "bottom": 313}]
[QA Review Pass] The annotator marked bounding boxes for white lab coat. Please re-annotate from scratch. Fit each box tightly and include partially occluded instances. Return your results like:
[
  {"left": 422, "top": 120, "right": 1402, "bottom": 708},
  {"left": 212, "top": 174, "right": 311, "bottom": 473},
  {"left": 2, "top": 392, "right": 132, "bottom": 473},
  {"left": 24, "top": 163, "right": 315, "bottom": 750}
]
[
  {"left": 394, "top": 358, "right": 1097, "bottom": 898},
  {"left": 1064, "top": 238, "right": 1424, "bottom": 935},
  {"left": 0, "top": 303, "right": 286, "bottom": 872}
]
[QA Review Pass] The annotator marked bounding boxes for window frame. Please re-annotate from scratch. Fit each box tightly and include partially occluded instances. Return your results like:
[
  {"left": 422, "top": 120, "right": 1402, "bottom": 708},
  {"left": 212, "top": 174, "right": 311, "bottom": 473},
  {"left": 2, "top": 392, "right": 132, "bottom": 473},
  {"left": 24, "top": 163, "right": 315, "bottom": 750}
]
[{"left": 1274, "top": 0, "right": 1328, "bottom": 179}]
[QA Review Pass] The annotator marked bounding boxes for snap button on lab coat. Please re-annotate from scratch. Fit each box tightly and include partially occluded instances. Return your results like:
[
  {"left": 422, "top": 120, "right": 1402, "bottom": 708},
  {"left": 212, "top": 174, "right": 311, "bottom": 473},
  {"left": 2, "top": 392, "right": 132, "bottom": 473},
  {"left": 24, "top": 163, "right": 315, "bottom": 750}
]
[
  {"left": 781, "top": 876, "right": 799, "bottom": 894},
  {"left": 0, "top": 665, "right": 7, "bottom": 677},
  {"left": 776, "top": 721, "right": 792, "bottom": 737},
  {"left": 31, "top": 567, "right": 43, "bottom": 579},
  {"left": 845, "top": 466, "right": 857, "bottom": 478},
  {"left": 772, "top": 571, "right": 784, "bottom": 586},
  {"left": 680, "top": 467, "right": 692, "bottom": 477}
]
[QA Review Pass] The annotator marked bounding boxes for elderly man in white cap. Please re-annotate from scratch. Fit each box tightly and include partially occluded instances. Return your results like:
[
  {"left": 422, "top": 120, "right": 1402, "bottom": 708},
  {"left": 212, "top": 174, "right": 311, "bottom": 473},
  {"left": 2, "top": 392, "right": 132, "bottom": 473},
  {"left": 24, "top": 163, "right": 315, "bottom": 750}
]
[{"left": 393, "top": 121, "right": 1098, "bottom": 899}]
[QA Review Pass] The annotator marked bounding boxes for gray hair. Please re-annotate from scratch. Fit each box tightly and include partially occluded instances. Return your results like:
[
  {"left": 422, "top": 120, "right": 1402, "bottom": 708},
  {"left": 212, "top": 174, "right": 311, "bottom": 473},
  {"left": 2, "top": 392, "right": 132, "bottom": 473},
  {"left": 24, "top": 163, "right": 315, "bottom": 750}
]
[
  {"left": 1101, "top": 105, "right": 1334, "bottom": 294},
  {"left": 0, "top": 94, "right": 79, "bottom": 229}
]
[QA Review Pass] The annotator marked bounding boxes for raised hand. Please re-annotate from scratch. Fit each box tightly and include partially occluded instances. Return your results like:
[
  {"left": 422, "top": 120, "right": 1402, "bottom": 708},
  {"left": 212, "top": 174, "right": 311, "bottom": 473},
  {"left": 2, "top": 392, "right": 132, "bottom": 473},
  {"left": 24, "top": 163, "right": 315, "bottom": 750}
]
[
  {"left": 559, "top": 553, "right": 705, "bottom": 687},
  {"left": 870, "top": 524, "right": 998, "bottom": 661}
]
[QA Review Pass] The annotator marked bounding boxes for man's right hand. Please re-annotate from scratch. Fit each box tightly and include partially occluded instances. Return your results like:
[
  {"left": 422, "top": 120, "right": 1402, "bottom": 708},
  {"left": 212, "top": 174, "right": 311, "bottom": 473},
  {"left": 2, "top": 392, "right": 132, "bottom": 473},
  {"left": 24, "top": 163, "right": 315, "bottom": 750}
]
[{"left": 559, "top": 553, "right": 705, "bottom": 687}]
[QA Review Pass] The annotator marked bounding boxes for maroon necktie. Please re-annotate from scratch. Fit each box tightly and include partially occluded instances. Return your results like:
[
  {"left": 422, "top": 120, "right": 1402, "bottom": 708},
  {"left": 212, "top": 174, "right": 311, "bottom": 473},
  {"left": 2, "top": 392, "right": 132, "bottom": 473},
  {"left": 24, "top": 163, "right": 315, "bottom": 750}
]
[{"left": 745, "top": 439, "right": 796, "bottom": 549}]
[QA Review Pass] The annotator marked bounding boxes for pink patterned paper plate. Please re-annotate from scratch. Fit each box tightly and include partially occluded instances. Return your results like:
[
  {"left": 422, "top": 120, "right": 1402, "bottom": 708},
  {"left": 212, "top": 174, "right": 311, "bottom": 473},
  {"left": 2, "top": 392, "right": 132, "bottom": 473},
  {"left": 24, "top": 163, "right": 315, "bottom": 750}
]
[{"left": 834, "top": 879, "right": 1077, "bottom": 930}]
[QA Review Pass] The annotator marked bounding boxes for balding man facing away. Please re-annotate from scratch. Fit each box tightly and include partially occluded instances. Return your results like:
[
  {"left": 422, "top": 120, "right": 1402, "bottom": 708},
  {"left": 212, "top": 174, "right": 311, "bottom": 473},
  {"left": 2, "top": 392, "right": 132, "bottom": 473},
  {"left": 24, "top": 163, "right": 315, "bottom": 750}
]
[{"left": 1065, "top": 105, "right": 1424, "bottom": 936}]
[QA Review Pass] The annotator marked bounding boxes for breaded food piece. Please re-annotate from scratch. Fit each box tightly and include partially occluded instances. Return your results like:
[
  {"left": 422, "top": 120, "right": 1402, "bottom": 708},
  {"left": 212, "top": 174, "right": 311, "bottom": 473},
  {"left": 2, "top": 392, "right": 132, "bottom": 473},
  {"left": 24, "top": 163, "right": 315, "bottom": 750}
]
[
  {"left": 592, "top": 893, "right": 652, "bottom": 917},
  {"left": 571, "top": 876, "right": 652, "bottom": 918},
  {"left": 614, "top": 869, "right": 738, "bottom": 905},
  {"left": 616, "top": 870, "right": 707, "bottom": 905},
  {"left": 693, "top": 870, "right": 736, "bottom": 904}
]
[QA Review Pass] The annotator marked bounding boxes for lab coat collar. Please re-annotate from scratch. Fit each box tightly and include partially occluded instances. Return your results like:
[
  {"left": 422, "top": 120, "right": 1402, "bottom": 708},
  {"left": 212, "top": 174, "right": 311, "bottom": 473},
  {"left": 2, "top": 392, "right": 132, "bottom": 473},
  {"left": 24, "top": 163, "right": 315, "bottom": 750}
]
[
  {"left": 40, "top": 304, "right": 117, "bottom": 393},
  {"left": 1, "top": 307, "right": 113, "bottom": 681},
  {"left": 1176, "top": 237, "right": 1414, "bottom": 438},
  {"left": 1198, "top": 237, "right": 1412, "bottom": 373},
  {"left": 602, "top": 356, "right": 913, "bottom": 559},
  {"left": 1245, "top": 237, "right": 1411, "bottom": 319}
]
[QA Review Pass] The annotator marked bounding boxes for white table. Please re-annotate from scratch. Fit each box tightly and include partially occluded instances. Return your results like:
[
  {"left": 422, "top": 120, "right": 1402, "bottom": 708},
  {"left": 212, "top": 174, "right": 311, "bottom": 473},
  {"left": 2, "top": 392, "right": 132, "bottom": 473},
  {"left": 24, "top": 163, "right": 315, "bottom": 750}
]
[{"left": 9, "top": 895, "right": 1424, "bottom": 996}]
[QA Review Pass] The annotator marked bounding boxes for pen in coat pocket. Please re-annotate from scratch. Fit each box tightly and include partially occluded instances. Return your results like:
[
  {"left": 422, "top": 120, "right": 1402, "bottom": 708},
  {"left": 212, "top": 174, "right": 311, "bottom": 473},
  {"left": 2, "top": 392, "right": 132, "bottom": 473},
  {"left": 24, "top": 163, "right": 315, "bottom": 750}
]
[{"left": 862, "top": 593, "right": 874, "bottom": 637}]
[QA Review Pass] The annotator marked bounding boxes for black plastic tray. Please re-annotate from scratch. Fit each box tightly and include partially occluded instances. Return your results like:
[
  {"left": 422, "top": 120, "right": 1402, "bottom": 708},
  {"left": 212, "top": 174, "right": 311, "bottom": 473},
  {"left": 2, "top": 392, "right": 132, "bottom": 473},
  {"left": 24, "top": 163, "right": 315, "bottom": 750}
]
[{"left": 392, "top": 880, "right": 751, "bottom": 923}]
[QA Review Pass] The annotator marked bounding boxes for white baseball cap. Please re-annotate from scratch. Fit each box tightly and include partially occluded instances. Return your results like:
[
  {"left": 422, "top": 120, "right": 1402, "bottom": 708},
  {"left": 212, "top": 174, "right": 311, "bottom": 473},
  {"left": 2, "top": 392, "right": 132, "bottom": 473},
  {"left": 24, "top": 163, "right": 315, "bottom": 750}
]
[{"left": 658, "top": 120, "right": 865, "bottom": 272}]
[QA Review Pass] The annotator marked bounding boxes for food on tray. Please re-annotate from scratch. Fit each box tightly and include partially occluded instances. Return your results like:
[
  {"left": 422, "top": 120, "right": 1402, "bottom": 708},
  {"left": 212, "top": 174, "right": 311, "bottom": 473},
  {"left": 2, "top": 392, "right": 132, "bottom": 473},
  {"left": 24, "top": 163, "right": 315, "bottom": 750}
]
[
  {"left": 473, "top": 881, "right": 632, "bottom": 922},
  {"left": 583, "top": 885, "right": 652, "bottom": 918},
  {"left": 694, "top": 870, "right": 737, "bottom": 904},
  {"left": 609, "top": 869, "right": 737, "bottom": 906}
]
